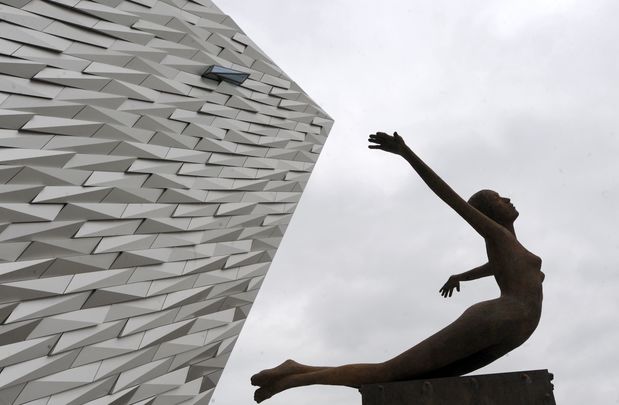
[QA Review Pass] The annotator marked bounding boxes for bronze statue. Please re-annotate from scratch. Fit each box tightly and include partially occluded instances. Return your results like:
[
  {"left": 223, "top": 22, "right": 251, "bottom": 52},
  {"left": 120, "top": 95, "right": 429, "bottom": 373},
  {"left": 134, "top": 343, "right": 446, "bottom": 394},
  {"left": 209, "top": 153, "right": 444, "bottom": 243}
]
[{"left": 251, "top": 132, "right": 544, "bottom": 403}]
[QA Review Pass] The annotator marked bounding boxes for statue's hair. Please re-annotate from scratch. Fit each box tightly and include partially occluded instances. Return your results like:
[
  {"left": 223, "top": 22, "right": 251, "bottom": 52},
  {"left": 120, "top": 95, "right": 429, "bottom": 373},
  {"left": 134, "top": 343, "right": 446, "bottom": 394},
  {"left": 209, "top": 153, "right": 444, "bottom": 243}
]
[{"left": 468, "top": 189, "right": 499, "bottom": 222}]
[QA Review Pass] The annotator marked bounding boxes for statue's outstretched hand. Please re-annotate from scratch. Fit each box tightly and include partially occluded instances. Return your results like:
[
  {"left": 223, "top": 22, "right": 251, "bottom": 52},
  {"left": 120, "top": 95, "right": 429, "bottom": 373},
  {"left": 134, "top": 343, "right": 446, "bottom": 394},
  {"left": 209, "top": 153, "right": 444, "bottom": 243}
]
[
  {"left": 439, "top": 276, "right": 461, "bottom": 298},
  {"left": 368, "top": 131, "right": 407, "bottom": 155}
]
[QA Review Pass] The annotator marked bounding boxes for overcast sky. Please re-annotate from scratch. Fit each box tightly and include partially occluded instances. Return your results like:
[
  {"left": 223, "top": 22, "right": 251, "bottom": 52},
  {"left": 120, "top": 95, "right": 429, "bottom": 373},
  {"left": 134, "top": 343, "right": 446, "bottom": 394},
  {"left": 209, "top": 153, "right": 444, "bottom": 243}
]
[{"left": 211, "top": 1, "right": 619, "bottom": 404}]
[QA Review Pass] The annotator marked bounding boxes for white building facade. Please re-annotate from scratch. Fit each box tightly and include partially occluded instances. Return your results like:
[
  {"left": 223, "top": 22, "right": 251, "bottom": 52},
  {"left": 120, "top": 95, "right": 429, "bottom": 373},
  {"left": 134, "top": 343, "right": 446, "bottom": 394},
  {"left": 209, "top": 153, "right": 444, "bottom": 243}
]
[{"left": 0, "top": 0, "right": 332, "bottom": 402}]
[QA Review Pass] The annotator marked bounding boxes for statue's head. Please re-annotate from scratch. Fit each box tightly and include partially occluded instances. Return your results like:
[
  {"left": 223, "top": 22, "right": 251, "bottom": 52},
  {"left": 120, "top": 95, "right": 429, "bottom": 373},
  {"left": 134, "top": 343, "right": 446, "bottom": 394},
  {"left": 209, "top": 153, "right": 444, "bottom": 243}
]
[{"left": 468, "top": 189, "right": 519, "bottom": 224}]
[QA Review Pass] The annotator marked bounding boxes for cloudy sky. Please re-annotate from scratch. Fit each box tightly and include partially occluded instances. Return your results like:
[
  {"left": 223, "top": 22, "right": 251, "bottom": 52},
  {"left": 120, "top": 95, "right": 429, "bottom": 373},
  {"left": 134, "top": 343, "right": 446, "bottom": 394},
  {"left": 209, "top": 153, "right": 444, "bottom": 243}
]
[{"left": 211, "top": 1, "right": 619, "bottom": 404}]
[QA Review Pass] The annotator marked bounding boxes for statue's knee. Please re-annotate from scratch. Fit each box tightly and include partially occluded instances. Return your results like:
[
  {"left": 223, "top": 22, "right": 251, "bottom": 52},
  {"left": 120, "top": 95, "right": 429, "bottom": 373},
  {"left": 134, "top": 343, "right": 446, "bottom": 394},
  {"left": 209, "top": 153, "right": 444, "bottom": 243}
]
[{"left": 374, "top": 362, "right": 397, "bottom": 380}]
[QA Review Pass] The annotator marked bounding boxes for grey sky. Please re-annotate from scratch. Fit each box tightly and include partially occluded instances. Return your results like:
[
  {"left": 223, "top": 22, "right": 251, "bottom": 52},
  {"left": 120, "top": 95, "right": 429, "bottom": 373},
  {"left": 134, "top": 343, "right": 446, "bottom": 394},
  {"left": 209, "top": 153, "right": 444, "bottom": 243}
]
[{"left": 211, "top": 1, "right": 619, "bottom": 404}]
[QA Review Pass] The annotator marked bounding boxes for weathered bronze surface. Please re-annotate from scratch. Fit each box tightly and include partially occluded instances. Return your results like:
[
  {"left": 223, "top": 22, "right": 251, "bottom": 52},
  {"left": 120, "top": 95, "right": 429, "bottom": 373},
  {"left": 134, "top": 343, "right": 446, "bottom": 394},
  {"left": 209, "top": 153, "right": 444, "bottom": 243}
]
[
  {"left": 360, "top": 369, "right": 556, "bottom": 405},
  {"left": 251, "top": 132, "right": 545, "bottom": 403}
]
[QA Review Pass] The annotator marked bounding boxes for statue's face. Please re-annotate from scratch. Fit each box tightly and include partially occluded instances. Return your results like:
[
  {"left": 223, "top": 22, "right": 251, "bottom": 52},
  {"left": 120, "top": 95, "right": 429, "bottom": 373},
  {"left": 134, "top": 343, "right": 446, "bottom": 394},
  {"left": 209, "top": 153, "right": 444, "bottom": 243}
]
[{"left": 488, "top": 191, "right": 519, "bottom": 222}]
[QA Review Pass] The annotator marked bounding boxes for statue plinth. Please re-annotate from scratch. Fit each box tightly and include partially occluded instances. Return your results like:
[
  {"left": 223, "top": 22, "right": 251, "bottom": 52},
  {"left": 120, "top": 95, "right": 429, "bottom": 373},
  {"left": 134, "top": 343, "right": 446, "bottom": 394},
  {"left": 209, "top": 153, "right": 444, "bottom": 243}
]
[{"left": 359, "top": 369, "right": 556, "bottom": 405}]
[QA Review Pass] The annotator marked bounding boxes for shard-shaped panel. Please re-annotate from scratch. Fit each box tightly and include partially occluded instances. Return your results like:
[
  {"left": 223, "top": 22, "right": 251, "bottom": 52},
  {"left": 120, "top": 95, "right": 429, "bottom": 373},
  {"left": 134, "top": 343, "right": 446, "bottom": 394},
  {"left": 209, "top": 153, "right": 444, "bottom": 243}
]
[{"left": 0, "top": 0, "right": 333, "bottom": 403}]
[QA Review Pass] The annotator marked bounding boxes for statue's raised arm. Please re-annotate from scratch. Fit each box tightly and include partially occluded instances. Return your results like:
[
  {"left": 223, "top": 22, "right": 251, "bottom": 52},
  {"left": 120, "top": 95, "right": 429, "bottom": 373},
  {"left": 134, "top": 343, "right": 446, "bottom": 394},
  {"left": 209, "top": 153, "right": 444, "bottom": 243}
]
[
  {"left": 251, "top": 132, "right": 544, "bottom": 403},
  {"left": 368, "top": 132, "right": 511, "bottom": 240}
]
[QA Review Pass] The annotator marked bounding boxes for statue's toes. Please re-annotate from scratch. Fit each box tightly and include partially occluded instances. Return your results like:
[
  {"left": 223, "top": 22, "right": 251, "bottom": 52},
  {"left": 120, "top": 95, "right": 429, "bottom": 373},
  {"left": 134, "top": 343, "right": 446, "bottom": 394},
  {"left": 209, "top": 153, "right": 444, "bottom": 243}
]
[
  {"left": 254, "top": 387, "right": 273, "bottom": 403},
  {"left": 250, "top": 371, "right": 267, "bottom": 386}
]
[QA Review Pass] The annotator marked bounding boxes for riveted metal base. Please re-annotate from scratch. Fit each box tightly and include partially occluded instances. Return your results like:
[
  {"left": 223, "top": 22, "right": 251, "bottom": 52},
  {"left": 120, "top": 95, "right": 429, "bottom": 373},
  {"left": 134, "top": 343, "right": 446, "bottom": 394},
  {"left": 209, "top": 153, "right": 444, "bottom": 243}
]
[{"left": 359, "top": 369, "right": 556, "bottom": 405}]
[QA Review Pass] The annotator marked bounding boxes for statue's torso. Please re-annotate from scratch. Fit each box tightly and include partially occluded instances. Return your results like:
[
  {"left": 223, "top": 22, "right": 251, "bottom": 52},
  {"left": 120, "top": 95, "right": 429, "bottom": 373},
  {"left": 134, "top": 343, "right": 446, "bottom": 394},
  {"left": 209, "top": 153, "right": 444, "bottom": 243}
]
[{"left": 483, "top": 239, "right": 544, "bottom": 344}]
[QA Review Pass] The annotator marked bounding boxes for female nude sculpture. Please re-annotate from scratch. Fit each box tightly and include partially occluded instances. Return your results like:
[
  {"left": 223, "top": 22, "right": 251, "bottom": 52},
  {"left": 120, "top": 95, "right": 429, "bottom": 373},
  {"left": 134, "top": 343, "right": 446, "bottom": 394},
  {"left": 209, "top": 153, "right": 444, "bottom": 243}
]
[{"left": 251, "top": 132, "right": 544, "bottom": 403}]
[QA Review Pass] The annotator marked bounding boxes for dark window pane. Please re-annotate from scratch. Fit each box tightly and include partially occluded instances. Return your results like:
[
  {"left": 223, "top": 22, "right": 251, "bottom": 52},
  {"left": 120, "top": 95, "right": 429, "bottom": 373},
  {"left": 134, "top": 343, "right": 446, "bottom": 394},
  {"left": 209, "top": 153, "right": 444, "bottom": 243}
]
[{"left": 202, "top": 65, "right": 249, "bottom": 85}]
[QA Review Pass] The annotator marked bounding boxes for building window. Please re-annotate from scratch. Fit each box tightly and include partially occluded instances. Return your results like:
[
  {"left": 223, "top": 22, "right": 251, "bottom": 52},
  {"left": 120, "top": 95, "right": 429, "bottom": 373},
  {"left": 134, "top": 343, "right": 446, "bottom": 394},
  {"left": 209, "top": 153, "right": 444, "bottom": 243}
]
[{"left": 202, "top": 65, "right": 250, "bottom": 85}]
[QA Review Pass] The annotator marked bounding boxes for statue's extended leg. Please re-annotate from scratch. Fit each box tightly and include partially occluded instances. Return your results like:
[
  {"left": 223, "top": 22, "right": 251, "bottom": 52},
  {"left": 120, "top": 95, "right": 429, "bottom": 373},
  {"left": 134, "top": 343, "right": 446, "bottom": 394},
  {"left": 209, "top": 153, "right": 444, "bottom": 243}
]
[
  {"left": 254, "top": 362, "right": 387, "bottom": 403},
  {"left": 253, "top": 300, "right": 516, "bottom": 403}
]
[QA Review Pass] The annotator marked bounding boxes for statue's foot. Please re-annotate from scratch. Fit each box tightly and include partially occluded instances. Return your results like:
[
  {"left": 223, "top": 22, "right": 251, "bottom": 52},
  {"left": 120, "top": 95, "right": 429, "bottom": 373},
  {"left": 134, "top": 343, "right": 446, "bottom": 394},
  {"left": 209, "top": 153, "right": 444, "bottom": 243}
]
[
  {"left": 253, "top": 376, "right": 291, "bottom": 404},
  {"left": 251, "top": 359, "right": 307, "bottom": 387},
  {"left": 254, "top": 386, "right": 276, "bottom": 403}
]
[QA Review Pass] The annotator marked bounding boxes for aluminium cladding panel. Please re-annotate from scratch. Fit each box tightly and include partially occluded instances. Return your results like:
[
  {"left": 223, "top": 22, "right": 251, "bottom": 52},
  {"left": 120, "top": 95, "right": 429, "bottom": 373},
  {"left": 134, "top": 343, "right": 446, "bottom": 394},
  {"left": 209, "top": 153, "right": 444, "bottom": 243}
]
[{"left": 0, "top": 0, "right": 333, "bottom": 403}]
